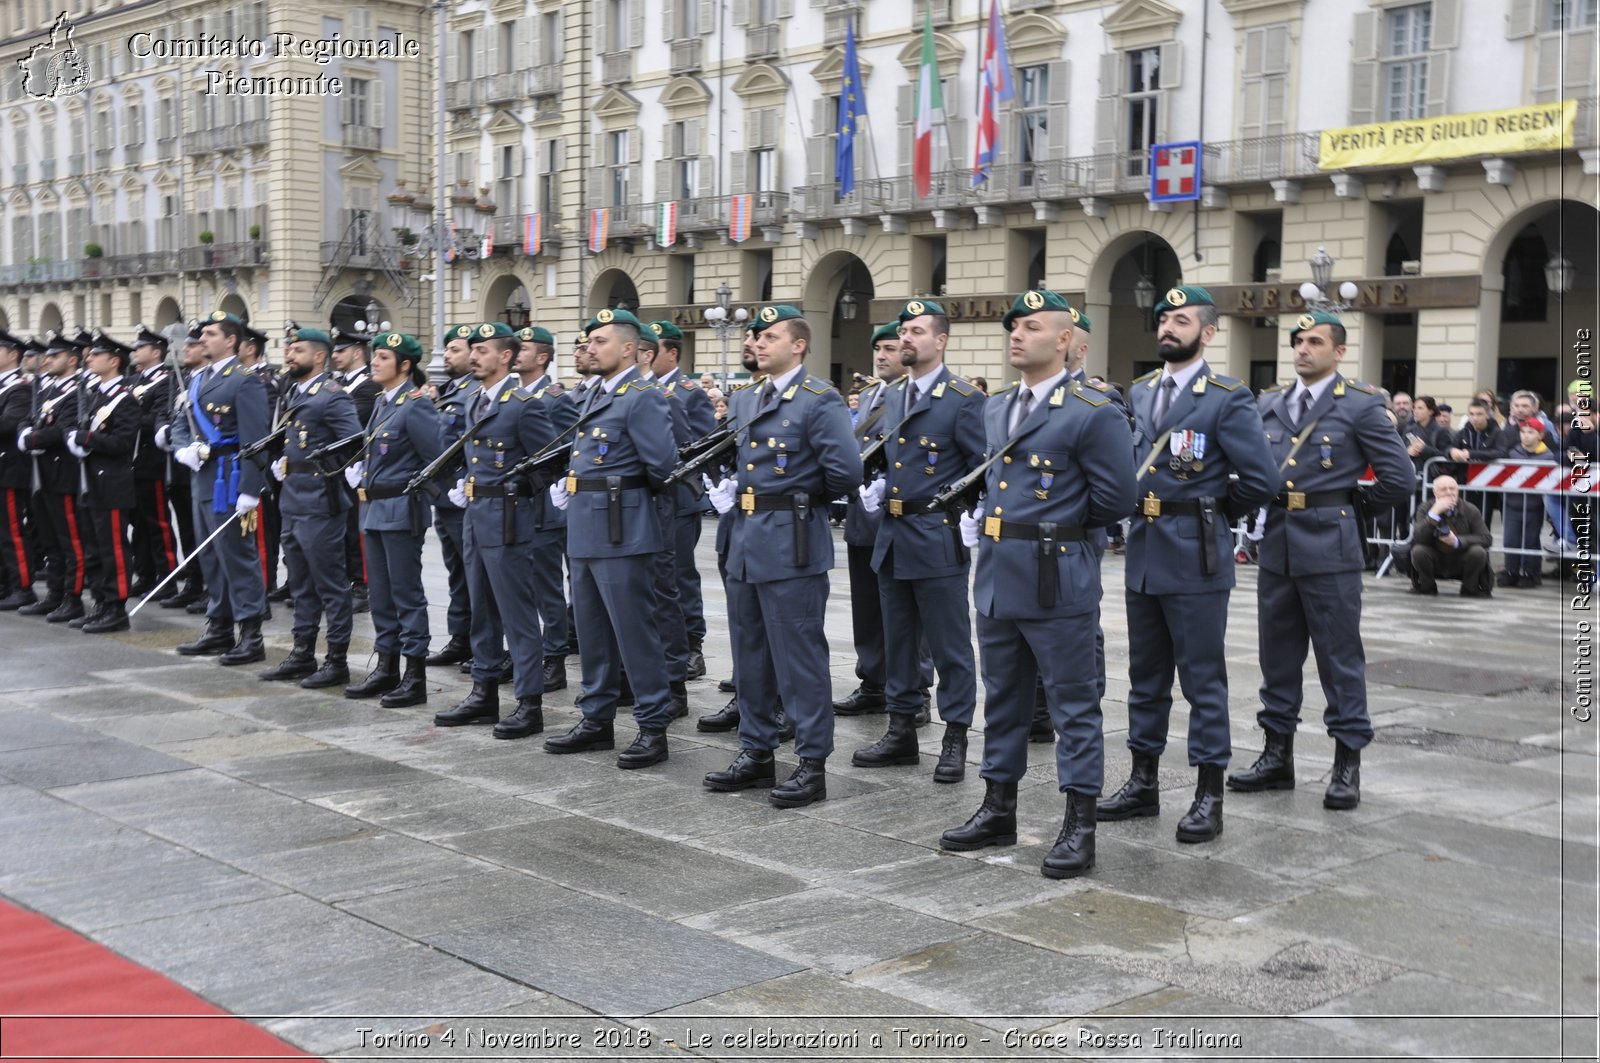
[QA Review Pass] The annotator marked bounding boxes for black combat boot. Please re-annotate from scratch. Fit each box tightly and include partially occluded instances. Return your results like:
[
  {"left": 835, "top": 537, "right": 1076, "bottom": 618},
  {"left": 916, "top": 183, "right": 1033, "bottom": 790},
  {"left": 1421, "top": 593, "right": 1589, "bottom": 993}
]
[
  {"left": 1098, "top": 752, "right": 1161, "bottom": 820},
  {"left": 424, "top": 634, "right": 470, "bottom": 666},
  {"left": 769, "top": 757, "right": 826, "bottom": 808},
  {"left": 703, "top": 749, "right": 775, "bottom": 791},
  {"left": 851, "top": 713, "right": 920, "bottom": 768},
  {"left": 697, "top": 696, "right": 739, "bottom": 732},
  {"left": 17, "top": 594, "right": 61, "bottom": 616},
  {"left": 259, "top": 635, "right": 317, "bottom": 681},
  {"left": 1324, "top": 742, "right": 1361, "bottom": 810},
  {"left": 1175, "top": 764, "right": 1224, "bottom": 844},
  {"left": 543, "top": 718, "right": 615, "bottom": 753},
  {"left": 617, "top": 730, "right": 669, "bottom": 769},
  {"left": 46, "top": 596, "right": 84, "bottom": 624},
  {"left": 434, "top": 681, "right": 499, "bottom": 726},
  {"left": 343, "top": 652, "right": 398, "bottom": 698},
  {"left": 218, "top": 617, "right": 265, "bottom": 666},
  {"left": 1226, "top": 730, "right": 1296, "bottom": 792},
  {"left": 685, "top": 642, "right": 706, "bottom": 681},
  {"left": 542, "top": 655, "right": 567, "bottom": 692},
  {"left": 832, "top": 684, "right": 885, "bottom": 715},
  {"left": 177, "top": 617, "right": 234, "bottom": 656},
  {"left": 380, "top": 656, "right": 428, "bottom": 708},
  {"left": 0, "top": 588, "right": 38, "bottom": 610},
  {"left": 301, "top": 643, "right": 352, "bottom": 689},
  {"left": 493, "top": 696, "right": 544, "bottom": 739},
  {"left": 939, "top": 780, "right": 1018, "bottom": 851},
  {"left": 81, "top": 601, "right": 130, "bottom": 634},
  {"left": 1040, "top": 791, "right": 1097, "bottom": 879},
  {"left": 69, "top": 600, "right": 103, "bottom": 628},
  {"left": 933, "top": 722, "right": 968, "bottom": 783}
]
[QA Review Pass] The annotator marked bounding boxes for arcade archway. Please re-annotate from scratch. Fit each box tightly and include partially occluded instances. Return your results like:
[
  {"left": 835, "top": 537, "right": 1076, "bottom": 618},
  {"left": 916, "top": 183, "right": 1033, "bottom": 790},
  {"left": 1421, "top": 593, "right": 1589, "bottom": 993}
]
[{"left": 801, "top": 250, "right": 876, "bottom": 386}]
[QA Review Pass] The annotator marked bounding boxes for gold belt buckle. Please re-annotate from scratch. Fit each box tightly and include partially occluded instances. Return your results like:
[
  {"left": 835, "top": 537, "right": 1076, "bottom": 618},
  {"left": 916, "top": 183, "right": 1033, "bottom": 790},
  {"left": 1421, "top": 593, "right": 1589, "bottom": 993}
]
[
  {"left": 888, "top": 499, "right": 903, "bottom": 517},
  {"left": 357, "top": 487, "right": 368, "bottom": 502},
  {"left": 1141, "top": 495, "right": 1162, "bottom": 517},
  {"left": 1287, "top": 491, "right": 1306, "bottom": 510},
  {"left": 740, "top": 492, "right": 756, "bottom": 514},
  {"left": 984, "top": 515, "right": 1002, "bottom": 541},
  {"left": 565, "top": 475, "right": 577, "bottom": 495},
  {"left": 464, "top": 481, "right": 475, "bottom": 501}
]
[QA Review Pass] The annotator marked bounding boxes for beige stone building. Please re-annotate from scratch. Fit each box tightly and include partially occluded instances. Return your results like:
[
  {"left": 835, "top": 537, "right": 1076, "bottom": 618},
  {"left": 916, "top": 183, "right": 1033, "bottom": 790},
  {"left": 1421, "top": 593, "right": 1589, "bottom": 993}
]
[{"left": 1, "top": 0, "right": 1595, "bottom": 411}]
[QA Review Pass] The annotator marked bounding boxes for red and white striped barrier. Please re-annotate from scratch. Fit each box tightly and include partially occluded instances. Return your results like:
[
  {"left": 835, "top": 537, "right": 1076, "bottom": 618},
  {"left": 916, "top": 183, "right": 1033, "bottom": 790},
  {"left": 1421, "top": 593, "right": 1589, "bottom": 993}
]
[{"left": 1467, "top": 461, "right": 1591, "bottom": 495}]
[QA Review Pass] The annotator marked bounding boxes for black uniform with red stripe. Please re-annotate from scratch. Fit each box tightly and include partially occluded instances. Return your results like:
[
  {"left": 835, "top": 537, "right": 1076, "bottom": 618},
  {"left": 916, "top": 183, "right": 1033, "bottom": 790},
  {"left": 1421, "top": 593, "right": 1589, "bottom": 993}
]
[
  {"left": 130, "top": 364, "right": 182, "bottom": 588},
  {"left": 79, "top": 380, "right": 140, "bottom": 606},
  {"left": 249, "top": 361, "right": 286, "bottom": 593},
  {"left": 0, "top": 368, "right": 35, "bottom": 594},
  {"left": 27, "top": 374, "right": 90, "bottom": 600}
]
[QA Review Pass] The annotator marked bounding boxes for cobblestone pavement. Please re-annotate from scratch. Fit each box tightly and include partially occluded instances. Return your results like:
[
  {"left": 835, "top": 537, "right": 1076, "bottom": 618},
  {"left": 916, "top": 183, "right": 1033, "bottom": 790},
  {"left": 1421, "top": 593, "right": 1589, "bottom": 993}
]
[{"left": 1, "top": 526, "right": 1595, "bottom": 1061}]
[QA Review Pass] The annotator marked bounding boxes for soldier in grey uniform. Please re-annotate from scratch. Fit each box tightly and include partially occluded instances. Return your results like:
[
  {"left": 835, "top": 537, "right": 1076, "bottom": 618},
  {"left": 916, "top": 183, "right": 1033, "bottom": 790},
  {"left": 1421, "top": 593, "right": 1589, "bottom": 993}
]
[
  {"left": 258, "top": 327, "right": 361, "bottom": 686},
  {"left": 515, "top": 324, "right": 577, "bottom": 691},
  {"left": 239, "top": 322, "right": 283, "bottom": 599},
  {"left": 703, "top": 305, "right": 862, "bottom": 807},
  {"left": 1228, "top": 309, "right": 1413, "bottom": 810},
  {"left": 852, "top": 300, "right": 985, "bottom": 782},
  {"left": 544, "top": 309, "right": 678, "bottom": 767},
  {"left": 634, "top": 325, "right": 693, "bottom": 718},
  {"left": 333, "top": 326, "right": 380, "bottom": 613},
  {"left": 169, "top": 312, "right": 271, "bottom": 665},
  {"left": 423, "top": 325, "right": 476, "bottom": 668},
  {"left": 648, "top": 320, "right": 716, "bottom": 680},
  {"left": 435, "top": 322, "right": 554, "bottom": 736},
  {"left": 345, "top": 332, "right": 441, "bottom": 706},
  {"left": 941, "top": 290, "right": 1135, "bottom": 879},
  {"left": 1099, "top": 286, "right": 1277, "bottom": 844}
]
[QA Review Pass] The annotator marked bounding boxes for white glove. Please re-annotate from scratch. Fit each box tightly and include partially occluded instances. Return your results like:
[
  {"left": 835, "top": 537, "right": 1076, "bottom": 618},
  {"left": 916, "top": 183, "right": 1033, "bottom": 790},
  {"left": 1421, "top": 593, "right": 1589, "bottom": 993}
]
[
  {"left": 235, "top": 493, "right": 260, "bottom": 515},
  {"left": 548, "top": 478, "right": 570, "bottom": 511},
  {"left": 858, "top": 477, "right": 887, "bottom": 513},
  {"left": 66, "top": 431, "right": 88, "bottom": 459},
  {"left": 447, "top": 478, "right": 468, "bottom": 508},
  {"left": 344, "top": 461, "right": 364, "bottom": 489},
  {"left": 270, "top": 456, "right": 288, "bottom": 482},
  {"left": 16, "top": 427, "right": 31, "bottom": 451},
  {"left": 175, "top": 444, "right": 204, "bottom": 472},
  {"left": 154, "top": 424, "right": 171, "bottom": 450},
  {"left": 959, "top": 506, "right": 984, "bottom": 549},
  {"left": 706, "top": 476, "right": 739, "bottom": 515}
]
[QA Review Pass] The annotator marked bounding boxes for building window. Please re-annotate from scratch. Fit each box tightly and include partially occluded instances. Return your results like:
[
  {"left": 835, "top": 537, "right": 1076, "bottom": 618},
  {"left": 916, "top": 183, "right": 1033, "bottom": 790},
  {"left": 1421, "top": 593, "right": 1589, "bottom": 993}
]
[
  {"left": 1017, "top": 65, "right": 1049, "bottom": 183},
  {"left": 1548, "top": 0, "right": 1599, "bottom": 29},
  {"left": 667, "top": 120, "right": 699, "bottom": 200},
  {"left": 1383, "top": 4, "right": 1431, "bottom": 121},
  {"left": 346, "top": 78, "right": 372, "bottom": 126},
  {"left": 608, "top": 130, "right": 630, "bottom": 206},
  {"left": 538, "top": 139, "right": 560, "bottom": 212},
  {"left": 1124, "top": 47, "right": 1161, "bottom": 177},
  {"left": 541, "top": 11, "right": 561, "bottom": 64},
  {"left": 607, "top": 0, "right": 628, "bottom": 51},
  {"left": 753, "top": 148, "right": 776, "bottom": 193},
  {"left": 677, "top": 0, "right": 698, "bottom": 38}
]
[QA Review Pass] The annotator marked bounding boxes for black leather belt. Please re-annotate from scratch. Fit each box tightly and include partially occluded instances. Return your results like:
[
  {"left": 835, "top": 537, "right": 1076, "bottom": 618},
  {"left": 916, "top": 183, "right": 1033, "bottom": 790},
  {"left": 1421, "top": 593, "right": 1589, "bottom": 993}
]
[
  {"left": 1272, "top": 489, "right": 1354, "bottom": 510},
  {"left": 568, "top": 475, "right": 649, "bottom": 492},
  {"left": 885, "top": 497, "right": 938, "bottom": 517},
  {"left": 357, "top": 485, "right": 406, "bottom": 501},
  {"left": 284, "top": 460, "right": 323, "bottom": 475},
  {"left": 737, "top": 493, "right": 824, "bottom": 513},
  {"left": 738, "top": 492, "right": 823, "bottom": 566},
  {"left": 464, "top": 482, "right": 519, "bottom": 498},
  {"left": 1137, "top": 496, "right": 1202, "bottom": 518},
  {"left": 980, "top": 518, "right": 1085, "bottom": 609}
]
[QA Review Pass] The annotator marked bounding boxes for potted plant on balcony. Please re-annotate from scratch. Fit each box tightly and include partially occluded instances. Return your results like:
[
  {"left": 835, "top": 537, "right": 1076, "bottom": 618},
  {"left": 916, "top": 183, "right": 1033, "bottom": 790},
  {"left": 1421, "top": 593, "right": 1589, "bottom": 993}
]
[
  {"left": 198, "top": 229, "right": 215, "bottom": 266},
  {"left": 83, "top": 242, "right": 103, "bottom": 278},
  {"left": 394, "top": 227, "right": 418, "bottom": 270}
]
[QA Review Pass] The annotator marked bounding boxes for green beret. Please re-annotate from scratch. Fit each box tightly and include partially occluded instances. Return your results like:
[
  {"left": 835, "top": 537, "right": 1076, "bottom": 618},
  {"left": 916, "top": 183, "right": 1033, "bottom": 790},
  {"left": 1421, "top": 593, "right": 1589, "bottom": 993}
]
[
  {"left": 1071, "top": 308, "right": 1091, "bottom": 333},
  {"left": 1002, "top": 289, "right": 1074, "bottom": 332},
  {"left": 444, "top": 324, "right": 473, "bottom": 345},
  {"left": 289, "top": 327, "right": 333, "bottom": 350},
  {"left": 574, "top": 331, "right": 589, "bottom": 345},
  {"left": 1288, "top": 309, "right": 1343, "bottom": 342},
  {"left": 897, "top": 298, "right": 948, "bottom": 323},
  {"left": 470, "top": 322, "right": 516, "bottom": 342},
  {"left": 374, "top": 330, "right": 425, "bottom": 363},
  {"left": 650, "top": 320, "right": 684, "bottom": 343},
  {"left": 870, "top": 321, "right": 901, "bottom": 346},
  {"left": 1153, "top": 285, "right": 1216, "bottom": 317},
  {"left": 205, "top": 310, "right": 244, "bottom": 328},
  {"left": 636, "top": 328, "right": 658, "bottom": 350},
  {"left": 582, "top": 307, "right": 645, "bottom": 335},
  {"left": 515, "top": 325, "right": 555, "bottom": 346},
  {"left": 750, "top": 304, "right": 804, "bottom": 334}
]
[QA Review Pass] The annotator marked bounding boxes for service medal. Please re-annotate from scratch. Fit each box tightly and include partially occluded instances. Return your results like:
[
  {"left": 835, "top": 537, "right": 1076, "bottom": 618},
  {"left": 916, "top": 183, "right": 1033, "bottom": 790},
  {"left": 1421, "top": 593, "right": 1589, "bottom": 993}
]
[
  {"left": 595, "top": 442, "right": 608, "bottom": 464},
  {"left": 298, "top": 429, "right": 308, "bottom": 448},
  {"left": 379, "top": 443, "right": 389, "bottom": 456},
  {"left": 775, "top": 453, "right": 787, "bottom": 474},
  {"left": 495, "top": 452, "right": 504, "bottom": 468},
  {"left": 1320, "top": 443, "right": 1333, "bottom": 468}
]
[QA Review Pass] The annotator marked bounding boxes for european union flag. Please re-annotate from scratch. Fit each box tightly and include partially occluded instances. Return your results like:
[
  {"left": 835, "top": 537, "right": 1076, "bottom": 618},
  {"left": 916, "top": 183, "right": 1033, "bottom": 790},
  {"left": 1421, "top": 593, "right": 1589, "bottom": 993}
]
[{"left": 836, "top": 17, "right": 866, "bottom": 198}]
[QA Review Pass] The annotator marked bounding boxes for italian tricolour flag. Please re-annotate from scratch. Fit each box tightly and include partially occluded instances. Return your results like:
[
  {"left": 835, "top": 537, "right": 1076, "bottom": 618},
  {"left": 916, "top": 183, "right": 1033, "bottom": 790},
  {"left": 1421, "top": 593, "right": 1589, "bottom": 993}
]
[{"left": 913, "top": 12, "right": 943, "bottom": 198}]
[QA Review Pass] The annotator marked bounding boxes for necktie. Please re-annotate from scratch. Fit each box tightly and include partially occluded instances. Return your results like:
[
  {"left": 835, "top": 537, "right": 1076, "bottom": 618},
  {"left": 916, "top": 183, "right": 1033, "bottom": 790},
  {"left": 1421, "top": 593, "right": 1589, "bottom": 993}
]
[
  {"left": 1296, "top": 388, "right": 1312, "bottom": 426},
  {"left": 760, "top": 380, "right": 777, "bottom": 411},
  {"left": 904, "top": 381, "right": 915, "bottom": 419},
  {"left": 472, "top": 389, "right": 491, "bottom": 423},
  {"left": 1153, "top": 376, "right": 1177, "bottom": 426},
  {"left": 1010, "top": 388, "right": 1034, "bottom": 436},
  {"left": 371, "top": 394, "right": 388, "bottom": 429}
]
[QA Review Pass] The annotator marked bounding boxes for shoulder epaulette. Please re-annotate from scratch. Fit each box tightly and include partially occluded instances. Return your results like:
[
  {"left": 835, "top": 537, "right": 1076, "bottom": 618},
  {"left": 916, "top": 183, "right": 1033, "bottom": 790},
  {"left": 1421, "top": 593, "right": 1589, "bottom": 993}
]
[
  {"left": 1207, "top": 375, "right": 1242, "bottom": 392},
  {"left": 1260, "top": 382, "right": 1287, "bottom": 394},
  {"left": 678, "top": 378, "right": 699, "bottom": 391},
  {"left": 309, "top": 381, "right": 324, "bottom": 395},
  {"left": 1073, "top": 387, "right": 1110, "bottom": 408},
  {"left": 945, "top": 377, "right": 977, "bottom": 396},
  {"left": 801, "top": 379, "right": 832, "bottom": 395},
  {"left": 1133, "top": 369, "right": 1161, "bottom": 385},
  {"left": 407, "top": 388, "right": 424, "bottom": 400},
  {"left": 1085, "top": 378, "right": 1111, "bottom": 393},
  {"left": 1344, "top": 379, "right": 1377, "bottom": 395},
  {"left": 619, "top": 380, "right": 657, "bottom": 394},
  {"left": 509, "top": 389, "right": 531, "bottom": 401}
]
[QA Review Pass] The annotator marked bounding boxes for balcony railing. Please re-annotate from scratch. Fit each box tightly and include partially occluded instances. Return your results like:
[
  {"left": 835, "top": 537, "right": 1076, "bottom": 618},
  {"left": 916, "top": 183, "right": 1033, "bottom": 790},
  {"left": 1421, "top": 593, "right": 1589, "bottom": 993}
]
[
  {"left": 484, "top": 71, "right": 524, "bottom": 103},
  {"left": 188, "top": 121, "right": 271, "bottom": 154},
  {"left": 12, "top": 164, "right": 26, "bottom": 183},
  {"left": 823, "top": 5, "right": 859, "bottom": 45},
  {"left": 656, "top": 192, "right": 790, "bottom": 234},
  {"left": 156, "top": 136, "right": 176, "bottom": 159},
  {"left": 0, "top": 260, "right": 81, "bottom": 285},
  {"left": 179, "top": 241, "right": 267, "bottom": 271},
  {"left": 488, "top": 212, "right": 561, "bottom": 253},
  {"left": 342, "top": 124, "right": 382, "bottom": 151},
  {"left": 1202, "top": 132, "right": 1320, "bottom": 185},
  {"left": 100, "top": 250, "right": 179, "bottom": 278},
  {"left": 93, "top": 147, "right": 112, "bottom": 167},
  {"left": 67, "top": 153, "right": 84, "bottom": 176},
  {"left": 670, "top": 39, "right": 702, "bottom": 74},
  {"left": 40, "top": 159, "right": 55, "bottom": 180},
  {"left": 601, "top": 51, "right": 632, "bottom": 85},
  {"left": 746, "top": 25, "right": 780, "bottom": 61},
  {"left": 529, "top": 66, "right": 562, "bottom": 96},
  {"left": 318, "top": 239, "right": 404, "bottom": 270},
  {"left": 445, "top": 82, "right": 480, "bottom": 109},
  {"left": 124, "top": 143, "right": 142, "bottom": 165}
]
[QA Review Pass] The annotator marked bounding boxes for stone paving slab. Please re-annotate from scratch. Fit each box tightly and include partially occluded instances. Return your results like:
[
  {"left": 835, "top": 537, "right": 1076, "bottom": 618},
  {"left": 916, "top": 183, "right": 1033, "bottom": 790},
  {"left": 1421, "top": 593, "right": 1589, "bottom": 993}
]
[{"left": 0, "top": 736, "right": 191, "bottom": 788}]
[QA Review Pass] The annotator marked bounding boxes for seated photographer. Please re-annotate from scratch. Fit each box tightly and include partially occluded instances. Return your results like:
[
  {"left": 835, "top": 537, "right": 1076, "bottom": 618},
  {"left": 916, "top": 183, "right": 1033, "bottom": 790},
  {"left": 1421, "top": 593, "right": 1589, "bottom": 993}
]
[{"left": 1409, "top": 474, "right": 1492, "bottom": 597}]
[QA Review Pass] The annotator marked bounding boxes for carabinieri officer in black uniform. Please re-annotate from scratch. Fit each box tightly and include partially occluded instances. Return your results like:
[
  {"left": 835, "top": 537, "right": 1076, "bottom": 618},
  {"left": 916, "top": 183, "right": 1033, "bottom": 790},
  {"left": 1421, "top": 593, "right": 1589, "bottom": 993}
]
[
  {"left": 941, "top": 290, "right": 1135, "bottom": 878},
  {"left": 1228, "top": 309, "right": 1412, "bottom": 810},
  {"left": 1099, "top": 286, "right": 1276, "bottom": 844},
  {"left": 68, "top": 331, "right": 141, "bottom": 633},
  {"left": 344, "top": 331, "right": 442, "bottom": 707}
]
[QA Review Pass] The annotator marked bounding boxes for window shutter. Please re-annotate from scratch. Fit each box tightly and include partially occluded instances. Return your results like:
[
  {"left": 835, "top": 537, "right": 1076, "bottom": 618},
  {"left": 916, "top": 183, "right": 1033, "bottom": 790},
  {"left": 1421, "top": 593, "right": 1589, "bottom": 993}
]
[
  {"left": 655, "top": 159, "right": 672, "bottom": 200},
  {"left": 699, "top": 154, "right": 714, "bottom": 197},
  {"left": 664, "top": 0, "right": 678, "bottom": 39},
  {"left": 1351, "top": 11, "right": 1378, "bottom": 61},
  {"left": 1094, "top": 53, "right": 1119, "bottom": 157},
  {"left": 446, "top": 32, "right": 459, "bottom": 81},
  {"left": 1432, "top": 0, "right": 1460, "bottom": 49},
  {"left": 730, "top": 150, "right": 748, "bottom": 193},
  {"left": 521, "top": 17, "right": 537, "bottom": 68},
  {"left": 629, "top": 130, "right": 643, "bottom": 205},
  {"left": 1263, "top": 25, "right": 1289, "bottom": 74},
  {"left": 686, "top": 118, "right": 703, "bottom": 155},
  {"left": 630, "top": 0, "right": 645, "bottom": 49},
  {"left": 1242, "top": 27, "right": 1264, "bottom": 78},
  {"left": 1239, "top": 79, "right": 1263, "bottom": 139},
  {"left": 1045, "top": 58, "right": 1069, "bottom": 161},
  {"left": 371, "top": 79, "right": 385, "bottom": 131},
  {"left": 341, "top": 88, "right": 354, "bottom": 126},
  {"left": 477, "top": 27, "right": 492, "bottom": 77},
  {"left": 1566, "top": 31, "right": 1599, "bottom": 97},
  {"left": 1507, "top": 0, "right": 1537, "bottom": 39},
  {"left": 1349, "top": 12, "right": 1379, "bottom": 124},
  {"left": 1158, "top": 42, "right": 1181, "bottom": 88},
  {"left": 733, "top": 0, "right": 750, "bottom": 26},
  {"left": 1264, "top": 75, "right": 1287, "bottom": 136},
  {"left": 594, "top": 2, "right": 608, "bottom": 53},
  {"left": 700, "top": 0, "right": 715, "bottom": 36},
  {"left": 763, "top": 108, "right": 781, "bottom": 146},
  {"left": 588, "top": 166, "right": 605, "bottom": 209},
  {"left": 778, "top": 0, "right": 795, "bottom": 18},
  {"left": 897, "top": 84, "right": 914, "bottom": 176},
  {"left": 805, "top": 136, "right": 825, "bottom": 187},
  {"left": 1423, "top": 51, "right": 1450, "bottom": 116}
]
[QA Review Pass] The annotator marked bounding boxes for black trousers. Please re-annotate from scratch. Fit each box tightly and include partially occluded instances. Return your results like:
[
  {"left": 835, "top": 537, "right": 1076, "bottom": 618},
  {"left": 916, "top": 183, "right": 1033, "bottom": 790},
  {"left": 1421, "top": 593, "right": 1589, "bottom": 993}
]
[
  {"left": 0, "top": 486, "right": 36, "bottom": 591},
  {"left": 38, "top": 491, "right": 90, "bottom": 599},
  {"left": 132, "top": 477, "right": 181, "bottom": 584},
  {"left": 86, "top": 505, "right": 133, "bottom": 604}
]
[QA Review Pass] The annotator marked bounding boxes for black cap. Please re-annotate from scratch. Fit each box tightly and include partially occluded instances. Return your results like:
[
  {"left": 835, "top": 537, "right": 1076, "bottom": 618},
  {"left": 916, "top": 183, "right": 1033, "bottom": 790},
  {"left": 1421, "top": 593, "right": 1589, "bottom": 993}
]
[
  {"left": 86, "top": 329, "right": 133, "bottom": 361},
  {"left": 42, "top": 330, "right": 82, "bottom": 356},
  {"left": 332, "top": 326, "right": 372, "bottom": 351},
  {"left": 185, "top": 318, "right": 204, "bottom": 342},
  {"left": 0, "top": 329, "right": 25, "bottom": 350},
  {"left": 241, "top": 323, "right": 269, "bottom": 350},
  {"left": 133, "top": 323, "right": 169, "bottom": 350}
]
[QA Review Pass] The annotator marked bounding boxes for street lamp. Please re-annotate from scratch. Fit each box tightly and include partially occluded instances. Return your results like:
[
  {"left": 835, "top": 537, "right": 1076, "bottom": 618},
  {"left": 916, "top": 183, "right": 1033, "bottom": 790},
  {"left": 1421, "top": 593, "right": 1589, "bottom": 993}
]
[
  {"left": 703, "top": 281, "right": 749, "bottom": 388},
  {"left": 1298, "top": 245, "right": 1360, "bottom": 310},
  {"left": 838, "top": 289, "right": 859, "bottom": 322},
  {"left": 1544, "top": 252, "right": 1575, "bottom": 298},
  {"left": 1133, "top": 274, "right": 1156, "bottom": 332}
]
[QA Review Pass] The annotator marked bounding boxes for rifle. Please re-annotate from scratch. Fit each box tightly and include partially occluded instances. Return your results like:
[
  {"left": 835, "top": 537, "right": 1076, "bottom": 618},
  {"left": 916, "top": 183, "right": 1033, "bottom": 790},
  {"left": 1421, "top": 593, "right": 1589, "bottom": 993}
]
[
  {"left": 922, "top": 435, "right": 1026, "bottom": 517},
  {"left": 74, "top": 360, "right": 89, "bottom": 494},
  {"left": 663, "top": 419, "right": 739, "bottom": 489},
  {"left": 305, "top": 431, "right": 364, "bottom": 476},
  {"left": 405, "top": 426, "right": 471, "bottom": 500},
  {"left": 26, "top": 347, "right": 40, "bottom": 492},
  {"left": 505, "top": 400, "right": 611, "bottom": 486}
]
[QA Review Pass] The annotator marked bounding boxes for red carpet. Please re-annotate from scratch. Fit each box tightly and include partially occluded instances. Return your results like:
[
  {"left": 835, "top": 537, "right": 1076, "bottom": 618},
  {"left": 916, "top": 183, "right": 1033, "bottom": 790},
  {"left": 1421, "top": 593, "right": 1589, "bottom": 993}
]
[{"left": 0, "top": 899, "right": 319, "bottom": 1061}]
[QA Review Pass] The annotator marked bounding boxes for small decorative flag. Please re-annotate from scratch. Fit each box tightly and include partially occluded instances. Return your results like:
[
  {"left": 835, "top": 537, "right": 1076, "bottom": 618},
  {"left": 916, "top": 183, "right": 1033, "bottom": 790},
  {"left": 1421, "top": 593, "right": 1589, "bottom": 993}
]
[
  {"left": 588, "top": 208, "right": 609, "bottom": 254},
  {"left": 657, "top": 201, "right": 678, "bottom": 248},
  {"left": 525, "top": 213, "right": 541, "bottom": 256},
  {"left": 729, "top": 193, "right": 752, "bottom": 243}
]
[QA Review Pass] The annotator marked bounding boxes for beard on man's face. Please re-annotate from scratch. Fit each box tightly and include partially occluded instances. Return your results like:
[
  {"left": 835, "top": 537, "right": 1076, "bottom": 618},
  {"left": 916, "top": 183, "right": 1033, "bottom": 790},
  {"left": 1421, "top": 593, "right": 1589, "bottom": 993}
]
[{"left": 1157, "top": 333, "right": 1203, "bottom": 364}]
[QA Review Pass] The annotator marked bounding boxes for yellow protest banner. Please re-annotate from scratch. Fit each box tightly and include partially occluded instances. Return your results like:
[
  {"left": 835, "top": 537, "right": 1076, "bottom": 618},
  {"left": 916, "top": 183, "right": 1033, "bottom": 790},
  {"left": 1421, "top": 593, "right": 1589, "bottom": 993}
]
[{"left": 1319, "top": 100, "right": 1577, "bottom": 170}]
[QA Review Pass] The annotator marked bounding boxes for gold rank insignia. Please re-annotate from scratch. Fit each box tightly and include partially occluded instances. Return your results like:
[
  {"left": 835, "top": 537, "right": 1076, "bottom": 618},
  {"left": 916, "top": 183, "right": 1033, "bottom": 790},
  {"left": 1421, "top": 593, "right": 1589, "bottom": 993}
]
[
  {"left": 597, "top": 308, "right": 615, "bottom": 324},
  {"left": 1023, "top": 291, "right": 1044, "bottom": 310},
  {"left": 1297, "top": 313, "right": 1316, "bottom": 330},
  {"left": 1069, "top": 307, "right": 1081, "bottom": 323},
  {"left": 759, "top": 306, "right": 779, "bottom": 323},
  {"left": 1165, "top": 288, "right": 1187, "bottom": 307},
  {"left": 906, "top": 300, "right": 925, "bottom": 316}
]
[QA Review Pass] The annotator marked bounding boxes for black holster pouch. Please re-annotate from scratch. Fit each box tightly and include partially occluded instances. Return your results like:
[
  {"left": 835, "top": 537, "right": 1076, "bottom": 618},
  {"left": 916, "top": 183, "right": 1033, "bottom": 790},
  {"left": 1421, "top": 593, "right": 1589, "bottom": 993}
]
[
  {"left": 791, "top": 493, "right": 812, "bottom": 567},
  {"left": 1198, "top": 496, "right": 1218, "bottom": 579},
  {"left": 1037, "top": 521, "right": 1059, "bottom": 609},
  {"left": 606, "top": 476, "right": 623, "bottom": 544}
]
